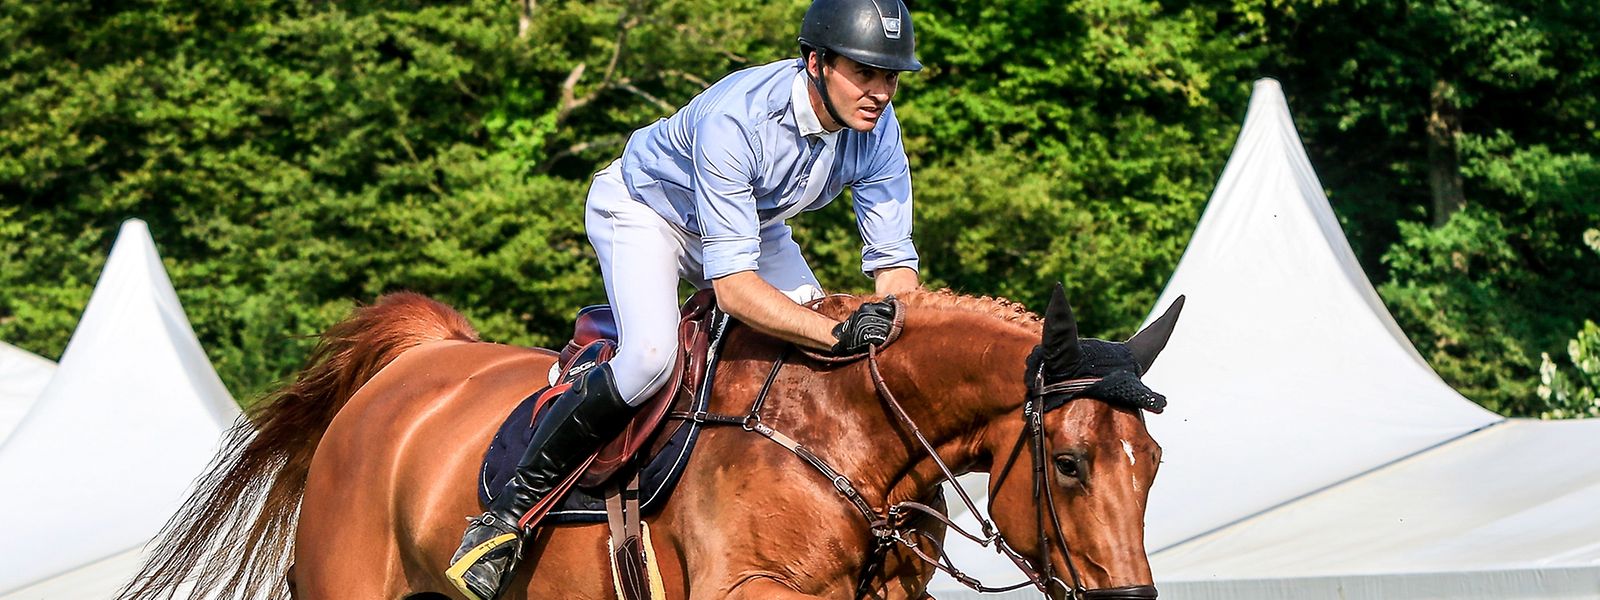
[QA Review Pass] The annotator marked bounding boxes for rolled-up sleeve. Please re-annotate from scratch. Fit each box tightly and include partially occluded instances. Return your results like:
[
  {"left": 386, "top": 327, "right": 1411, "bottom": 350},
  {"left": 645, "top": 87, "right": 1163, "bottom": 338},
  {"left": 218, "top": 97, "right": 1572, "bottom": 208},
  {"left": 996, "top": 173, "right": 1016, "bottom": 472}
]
[
  {"left": 692, "top": 114, "right": 763, "bottom": 279},
  {"left": 852, "top": 108, "right": 918, "bottom": 276}
]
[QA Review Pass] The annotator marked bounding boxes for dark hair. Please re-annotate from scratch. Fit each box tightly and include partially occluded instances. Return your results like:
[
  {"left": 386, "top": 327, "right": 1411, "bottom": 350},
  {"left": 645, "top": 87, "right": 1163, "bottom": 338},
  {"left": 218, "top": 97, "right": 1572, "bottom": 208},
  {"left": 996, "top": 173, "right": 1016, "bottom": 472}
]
[{"left": 799, "top": 44, "right": 838, "bottom": 69}]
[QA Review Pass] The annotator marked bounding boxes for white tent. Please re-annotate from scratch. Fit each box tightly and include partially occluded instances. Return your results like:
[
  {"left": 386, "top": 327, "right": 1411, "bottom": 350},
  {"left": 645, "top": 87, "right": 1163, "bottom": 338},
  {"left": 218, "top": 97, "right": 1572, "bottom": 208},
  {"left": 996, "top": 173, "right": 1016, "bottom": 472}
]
[
  {"left": 1153, "top": 418, "right": 1600, "bottom": 599},
  {"left": 925, "top": 79, "right": 1600, "bottom": 598},
  {"left": 0, "top": 219, "right": 239, "bottom": 597},
  {"left": 0, "top": 341, "right": 56, "bottom": 443},
  {"left": 1137, "top": 79, "right": 1502, "bottom": 551}
]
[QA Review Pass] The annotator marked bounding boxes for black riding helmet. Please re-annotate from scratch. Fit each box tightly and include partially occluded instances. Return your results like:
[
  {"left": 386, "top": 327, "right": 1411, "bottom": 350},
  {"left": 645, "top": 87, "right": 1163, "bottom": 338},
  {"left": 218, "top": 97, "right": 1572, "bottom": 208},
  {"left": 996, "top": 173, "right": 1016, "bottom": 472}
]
[
  {"left": 798, "top": 0, "right": 922, "bottom": 72},
  {"left": 798, "top": 0, "right": 921, "bottom": 128}
]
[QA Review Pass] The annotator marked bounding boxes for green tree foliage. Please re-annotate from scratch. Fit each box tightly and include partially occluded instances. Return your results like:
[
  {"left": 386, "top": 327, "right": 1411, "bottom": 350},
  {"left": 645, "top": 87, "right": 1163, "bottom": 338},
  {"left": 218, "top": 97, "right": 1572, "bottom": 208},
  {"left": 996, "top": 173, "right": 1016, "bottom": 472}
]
[
  {"left": 3, "top": 0, "right": 1597, "bottom": 418},
  {"left": 2, "top": 0, "right": 1264, "bottom": 400},
  {"left": 2, "top": 1, "right": 613, "bottom": 399},
  {"left": 1243, "top": 0, "right": 1597, "bottom": 260},
  {"left": 1378, "top": 140, "right": 1600, "bottom": 415},
  {"left": 1538, "top": 232, "right": 1600, "bottom": 418},
  {"left": 1540, "top": 320, "right": 1600, "bottom": 419}
]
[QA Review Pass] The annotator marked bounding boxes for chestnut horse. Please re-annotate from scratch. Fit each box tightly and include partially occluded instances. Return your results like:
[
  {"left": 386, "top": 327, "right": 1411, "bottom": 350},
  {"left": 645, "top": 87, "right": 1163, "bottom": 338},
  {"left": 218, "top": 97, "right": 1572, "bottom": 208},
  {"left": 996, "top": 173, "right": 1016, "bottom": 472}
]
[{"left": 120, "top": 286, "right": 1179, "bottom": 600}]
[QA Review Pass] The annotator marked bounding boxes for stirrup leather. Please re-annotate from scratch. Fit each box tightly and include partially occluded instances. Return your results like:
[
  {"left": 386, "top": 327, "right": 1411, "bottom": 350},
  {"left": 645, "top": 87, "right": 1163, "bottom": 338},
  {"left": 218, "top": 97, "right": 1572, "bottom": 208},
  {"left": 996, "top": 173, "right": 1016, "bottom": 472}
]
[{"left": 445, "top": 529, "right": 520, "bottom": 600}]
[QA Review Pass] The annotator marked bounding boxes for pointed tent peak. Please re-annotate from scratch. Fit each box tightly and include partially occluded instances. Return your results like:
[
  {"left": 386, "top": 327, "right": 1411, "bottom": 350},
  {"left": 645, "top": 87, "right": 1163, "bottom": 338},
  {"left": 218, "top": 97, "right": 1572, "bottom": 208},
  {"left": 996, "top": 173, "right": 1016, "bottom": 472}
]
[
  {"left": 106, "top": 218, "right": 155, "bottom": 263},
  {"left": 1236, "top": 77, "right": 1309, "bottom": 158},
  {"left": 117, "top": 217, "right": 152, "bottom": 242},
  {"left": 100, "top": 219, "right": 169, "bottom": 301},
  {"left": 1245, "top": 78, "right": 1287, "bottom": 114},
  {"left": 1251, "top": 77, "right": 1284, "bottom": 101},
  {"left": 58, "top": 217, "right": 237, "bottom": 426}
]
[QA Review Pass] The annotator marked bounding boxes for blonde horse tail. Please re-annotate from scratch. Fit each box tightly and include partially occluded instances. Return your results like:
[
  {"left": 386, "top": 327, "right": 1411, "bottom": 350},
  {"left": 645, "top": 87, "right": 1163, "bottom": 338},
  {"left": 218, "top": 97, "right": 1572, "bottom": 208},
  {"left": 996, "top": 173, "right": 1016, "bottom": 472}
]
[{"left": 117, "top": 292, "right": 479, "bottom": 600}]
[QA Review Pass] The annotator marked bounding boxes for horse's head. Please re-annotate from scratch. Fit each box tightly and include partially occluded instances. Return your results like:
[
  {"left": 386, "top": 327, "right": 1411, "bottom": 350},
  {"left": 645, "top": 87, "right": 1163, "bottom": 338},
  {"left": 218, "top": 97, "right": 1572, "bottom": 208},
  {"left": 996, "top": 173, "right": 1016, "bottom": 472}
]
[{"left": 982, "top": 284, "right": 1183, "bottom": 599}]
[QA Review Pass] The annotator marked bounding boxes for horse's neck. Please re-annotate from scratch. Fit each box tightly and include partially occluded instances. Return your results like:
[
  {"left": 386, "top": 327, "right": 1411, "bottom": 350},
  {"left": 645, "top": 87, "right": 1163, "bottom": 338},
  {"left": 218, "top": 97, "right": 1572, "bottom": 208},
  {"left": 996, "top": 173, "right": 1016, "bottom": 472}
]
[{"left": 781, "top": 310, "right": 1034, "bottom": 508}]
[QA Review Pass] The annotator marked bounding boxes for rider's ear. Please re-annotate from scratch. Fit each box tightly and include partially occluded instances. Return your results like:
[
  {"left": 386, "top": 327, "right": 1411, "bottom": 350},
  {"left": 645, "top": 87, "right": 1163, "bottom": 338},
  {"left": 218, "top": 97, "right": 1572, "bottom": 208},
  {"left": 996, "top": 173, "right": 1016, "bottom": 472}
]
[{"left": 1039, "top": 283, "right": 1082, "bottom": 375}]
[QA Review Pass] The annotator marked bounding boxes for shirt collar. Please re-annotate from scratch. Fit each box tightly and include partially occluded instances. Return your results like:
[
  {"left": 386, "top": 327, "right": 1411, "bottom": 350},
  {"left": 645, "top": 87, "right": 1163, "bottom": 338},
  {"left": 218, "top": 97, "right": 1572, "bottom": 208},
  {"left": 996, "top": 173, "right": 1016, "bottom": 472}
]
[{"left": 791, "top": 71, "right": 839, "bottom": 142}]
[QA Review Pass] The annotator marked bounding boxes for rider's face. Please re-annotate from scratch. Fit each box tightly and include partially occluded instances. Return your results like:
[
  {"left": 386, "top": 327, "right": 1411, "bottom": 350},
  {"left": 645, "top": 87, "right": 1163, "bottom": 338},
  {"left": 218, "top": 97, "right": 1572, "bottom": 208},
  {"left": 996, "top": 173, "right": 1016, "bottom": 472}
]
[{"left": 807, "top": 53, "right": 900, "bottom": 133}]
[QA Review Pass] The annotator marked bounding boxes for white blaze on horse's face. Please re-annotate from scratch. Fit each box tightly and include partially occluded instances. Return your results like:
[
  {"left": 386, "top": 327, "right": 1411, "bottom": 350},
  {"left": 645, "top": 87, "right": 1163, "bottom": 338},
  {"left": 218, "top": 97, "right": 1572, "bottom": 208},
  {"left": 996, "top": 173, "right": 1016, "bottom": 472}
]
[{"left": 1122, "top": 439, "right": 1143, "bottom": 493}]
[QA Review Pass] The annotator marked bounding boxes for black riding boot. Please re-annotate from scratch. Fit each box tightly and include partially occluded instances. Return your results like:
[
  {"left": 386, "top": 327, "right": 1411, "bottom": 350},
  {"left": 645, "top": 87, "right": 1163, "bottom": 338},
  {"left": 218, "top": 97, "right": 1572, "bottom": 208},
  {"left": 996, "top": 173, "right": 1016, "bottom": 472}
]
[{"left": 446, "top": 364, "right": 637, "bottom": 600}]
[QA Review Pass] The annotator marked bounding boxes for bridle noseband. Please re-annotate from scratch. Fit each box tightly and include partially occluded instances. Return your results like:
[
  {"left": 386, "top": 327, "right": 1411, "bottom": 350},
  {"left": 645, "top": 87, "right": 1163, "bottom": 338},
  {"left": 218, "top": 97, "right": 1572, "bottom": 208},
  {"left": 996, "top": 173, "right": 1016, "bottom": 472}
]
[{"left": 675, "top": 325, "right": 1159, "bottom": 600}]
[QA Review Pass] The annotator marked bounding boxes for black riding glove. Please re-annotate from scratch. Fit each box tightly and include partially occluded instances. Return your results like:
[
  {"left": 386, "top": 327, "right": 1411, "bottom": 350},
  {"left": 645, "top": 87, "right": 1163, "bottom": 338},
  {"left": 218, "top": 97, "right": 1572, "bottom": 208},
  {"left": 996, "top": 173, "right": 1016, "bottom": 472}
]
[{"left": 831, "top": 297, "right": 897, "bottom": 355}]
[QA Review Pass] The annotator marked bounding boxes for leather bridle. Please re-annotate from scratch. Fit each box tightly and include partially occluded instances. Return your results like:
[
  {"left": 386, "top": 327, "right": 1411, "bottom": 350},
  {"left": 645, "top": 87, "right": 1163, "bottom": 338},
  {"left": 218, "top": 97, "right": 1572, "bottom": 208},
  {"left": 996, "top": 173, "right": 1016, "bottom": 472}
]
[
  {"left": 673, "top": 333, "right": 1159, "bottom": 599},
  {"left": 994, "top": 367, "right": 1159, "bottom": 600}
]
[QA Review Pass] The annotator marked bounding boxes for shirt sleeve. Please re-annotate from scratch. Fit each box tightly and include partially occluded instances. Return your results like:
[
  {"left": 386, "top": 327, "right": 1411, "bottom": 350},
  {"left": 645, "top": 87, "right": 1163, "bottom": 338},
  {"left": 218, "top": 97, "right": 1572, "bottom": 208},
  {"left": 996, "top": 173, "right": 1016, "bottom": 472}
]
[
  {"left": 691, "top": 113, "right": 763, "bottom": 279},
  {"left": 851, "top": 105, "right": 919, "bottom": 276}
]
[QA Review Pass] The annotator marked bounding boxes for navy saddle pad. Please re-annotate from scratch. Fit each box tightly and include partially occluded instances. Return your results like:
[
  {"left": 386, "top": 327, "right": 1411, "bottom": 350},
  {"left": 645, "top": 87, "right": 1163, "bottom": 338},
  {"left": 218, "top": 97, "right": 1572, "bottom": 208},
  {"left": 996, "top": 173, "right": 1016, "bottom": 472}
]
[{"left": 476, "top": 385, "right": 708, "bottom": 525}]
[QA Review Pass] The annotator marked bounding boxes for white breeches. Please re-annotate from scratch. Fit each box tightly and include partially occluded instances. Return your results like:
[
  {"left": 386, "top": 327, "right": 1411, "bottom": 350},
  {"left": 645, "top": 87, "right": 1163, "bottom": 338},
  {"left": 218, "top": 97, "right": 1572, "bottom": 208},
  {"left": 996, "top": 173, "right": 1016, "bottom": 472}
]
[{"left": 585, "top": 161, "right": 825, "bottom": 405}]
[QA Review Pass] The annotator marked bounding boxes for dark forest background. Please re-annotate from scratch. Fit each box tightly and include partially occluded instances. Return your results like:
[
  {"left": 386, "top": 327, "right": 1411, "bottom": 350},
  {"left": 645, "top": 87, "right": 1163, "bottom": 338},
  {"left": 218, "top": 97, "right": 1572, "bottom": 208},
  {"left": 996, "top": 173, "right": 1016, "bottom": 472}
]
[{"left": 3, "top": 0, "right": 1597, "bottom": 416}]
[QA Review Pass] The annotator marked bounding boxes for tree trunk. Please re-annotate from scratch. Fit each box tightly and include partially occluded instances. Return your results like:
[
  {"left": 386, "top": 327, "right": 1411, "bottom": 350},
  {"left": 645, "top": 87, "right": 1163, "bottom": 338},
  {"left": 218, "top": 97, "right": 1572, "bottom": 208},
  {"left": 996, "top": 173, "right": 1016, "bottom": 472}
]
[
  {"left": 1427, "top": 78, "right": 1466, "bottom": 227},
  {"left": 518, "top": 0, "right": 535, "bottom": 39}
]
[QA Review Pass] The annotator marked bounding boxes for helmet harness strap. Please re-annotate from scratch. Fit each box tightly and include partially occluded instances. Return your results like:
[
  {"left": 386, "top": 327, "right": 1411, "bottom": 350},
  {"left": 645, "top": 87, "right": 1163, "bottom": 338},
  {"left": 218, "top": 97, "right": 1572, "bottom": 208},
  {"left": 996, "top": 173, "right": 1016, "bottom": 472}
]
[{"left": 808, "top": 48, "right": 851, "bottom": 131}]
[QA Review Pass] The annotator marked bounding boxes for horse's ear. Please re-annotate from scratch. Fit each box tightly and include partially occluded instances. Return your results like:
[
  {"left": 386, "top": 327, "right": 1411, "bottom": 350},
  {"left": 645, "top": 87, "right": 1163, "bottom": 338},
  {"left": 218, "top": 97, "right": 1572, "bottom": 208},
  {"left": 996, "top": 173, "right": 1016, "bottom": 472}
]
[
  {"left": 1126, "top": 295, "right": 1185, "bottom": 374},
  {"left": 1040, "top": 283, "right": 1083, "bottom": 375}
]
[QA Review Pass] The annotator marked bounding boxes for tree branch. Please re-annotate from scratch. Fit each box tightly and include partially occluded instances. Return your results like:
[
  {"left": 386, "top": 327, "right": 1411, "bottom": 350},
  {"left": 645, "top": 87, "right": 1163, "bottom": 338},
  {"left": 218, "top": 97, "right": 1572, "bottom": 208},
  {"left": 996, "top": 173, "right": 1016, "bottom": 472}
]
[
  {"left": 661, "top": 68, "right": 709, "bottom": 88},
  {"left": 556, "top": 63, "right": 588, "bottom": 124},
  {"left": 616, "top": 80, "right": 674, "bottom": 115},
  {"left": 554, "top": 3, "right": 676, "bottom": 125},
  {"left": 602, "top": 11, "right": 637, "bottom": 85},
  {"left": 673, "top": 23, "right": 747, "bottom": 63},
  {"left": 534, "top": 135, "right": 627, "bottom": 174}
]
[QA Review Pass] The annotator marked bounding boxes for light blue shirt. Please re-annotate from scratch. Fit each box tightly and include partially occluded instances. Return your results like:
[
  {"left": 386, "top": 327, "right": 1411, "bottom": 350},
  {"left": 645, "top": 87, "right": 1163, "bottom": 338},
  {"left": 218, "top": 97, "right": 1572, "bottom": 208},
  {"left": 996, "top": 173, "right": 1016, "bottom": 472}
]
[{"left": 620, "top": 58, "right": 918, "bottom": 279}]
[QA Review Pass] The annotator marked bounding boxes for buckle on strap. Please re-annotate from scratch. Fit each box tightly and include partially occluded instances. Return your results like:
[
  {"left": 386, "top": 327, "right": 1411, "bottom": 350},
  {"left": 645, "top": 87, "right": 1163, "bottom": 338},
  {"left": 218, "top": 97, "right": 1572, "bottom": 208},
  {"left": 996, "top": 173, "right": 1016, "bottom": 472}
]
[{"left": 832, "top": 474, "right": 858, "bottom": 497}]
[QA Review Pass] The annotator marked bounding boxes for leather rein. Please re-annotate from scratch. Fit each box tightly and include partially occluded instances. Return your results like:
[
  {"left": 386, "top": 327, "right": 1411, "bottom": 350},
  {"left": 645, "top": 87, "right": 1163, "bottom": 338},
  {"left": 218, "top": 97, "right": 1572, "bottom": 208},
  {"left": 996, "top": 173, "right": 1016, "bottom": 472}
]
[{"left": 670, "top": 319, "right": 1157, "bottom": 599}]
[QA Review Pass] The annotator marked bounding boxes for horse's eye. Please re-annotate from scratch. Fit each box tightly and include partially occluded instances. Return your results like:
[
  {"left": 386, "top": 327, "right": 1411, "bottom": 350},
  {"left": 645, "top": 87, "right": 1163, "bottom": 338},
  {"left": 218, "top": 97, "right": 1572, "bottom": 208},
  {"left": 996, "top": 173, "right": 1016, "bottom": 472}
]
[{"left": 1054, "top": 455, "right": 1082, "bottom": 480}]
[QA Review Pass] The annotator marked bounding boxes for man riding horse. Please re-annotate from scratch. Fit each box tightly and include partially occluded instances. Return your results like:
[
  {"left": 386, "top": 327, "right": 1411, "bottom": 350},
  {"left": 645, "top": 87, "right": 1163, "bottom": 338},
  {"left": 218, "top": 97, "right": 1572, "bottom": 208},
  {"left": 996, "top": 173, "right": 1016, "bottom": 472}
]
[{"left": 446, "top": 1, "right": 927, "bottom": 598}]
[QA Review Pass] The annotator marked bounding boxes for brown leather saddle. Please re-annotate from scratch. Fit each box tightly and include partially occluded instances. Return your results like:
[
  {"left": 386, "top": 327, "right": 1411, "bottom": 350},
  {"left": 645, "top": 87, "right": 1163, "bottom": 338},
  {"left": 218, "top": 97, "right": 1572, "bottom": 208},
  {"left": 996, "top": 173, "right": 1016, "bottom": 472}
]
[{"left": 561, "top": 289, "right": 722, "bottom": 488}]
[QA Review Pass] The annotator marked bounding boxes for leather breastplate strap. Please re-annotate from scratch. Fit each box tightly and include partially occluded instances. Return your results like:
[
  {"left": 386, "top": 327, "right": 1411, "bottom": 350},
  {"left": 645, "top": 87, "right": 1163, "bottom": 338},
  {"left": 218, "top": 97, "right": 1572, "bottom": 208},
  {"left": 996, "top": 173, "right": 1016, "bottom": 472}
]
[{"left": 670, "top": 346, "right": 885, "bottom": 535}]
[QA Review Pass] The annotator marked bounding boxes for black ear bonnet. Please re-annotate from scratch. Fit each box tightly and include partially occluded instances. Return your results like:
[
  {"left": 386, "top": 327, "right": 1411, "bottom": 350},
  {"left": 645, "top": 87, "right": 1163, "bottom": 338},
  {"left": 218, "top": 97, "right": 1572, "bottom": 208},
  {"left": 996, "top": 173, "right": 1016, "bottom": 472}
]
[
  {"left": 1027, "top": 284, "right": 1183, "bottom": 414},
  {"left": 1026, "top": 340, "right": 1166, "bottom": 413}
]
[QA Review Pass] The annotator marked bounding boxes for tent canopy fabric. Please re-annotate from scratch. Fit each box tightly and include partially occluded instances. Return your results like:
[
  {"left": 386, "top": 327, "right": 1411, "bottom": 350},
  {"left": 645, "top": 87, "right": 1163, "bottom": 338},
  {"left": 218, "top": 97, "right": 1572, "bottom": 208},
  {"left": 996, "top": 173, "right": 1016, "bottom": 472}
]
[
  {"left": 0, "top": 341, "right": 55, "bottom": 443},
  {"left": 0, "top": 219, "right": 239, "bottom": 594},
  {"left": 1153, "top": 419, "right": 1600, "bottom": 578},
  {"left": 1152, "top": 419, "right": 1600, "bottom": 599}
]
